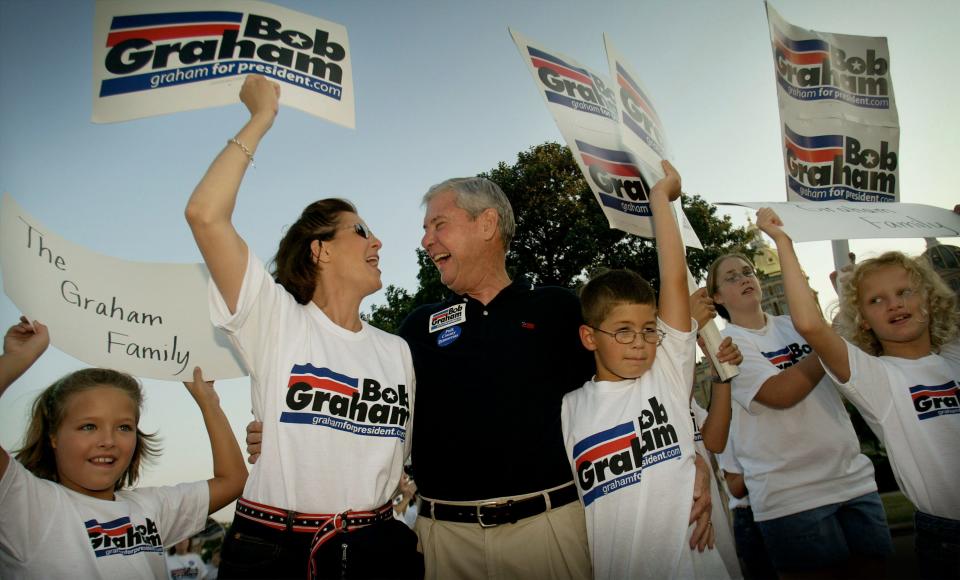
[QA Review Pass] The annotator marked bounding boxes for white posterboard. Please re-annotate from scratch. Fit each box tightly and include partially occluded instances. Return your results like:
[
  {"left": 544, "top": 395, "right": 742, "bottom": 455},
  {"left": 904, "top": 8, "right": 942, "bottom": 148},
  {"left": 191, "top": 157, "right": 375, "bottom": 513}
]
[
  {"left": 766, "top": 2, "right": 897, "bottom": 126},
  {"left": 0, "top": 193, "right": 246, "bottom": 380},
  {"left": 510, "top": 29, "right": 701, "bottom": 249},
  {"left": 93, "top": 0, "right": 354, "bottom": 127},
  {"left": 780, "top": 118, "right": 899, "bottom": 203},
  {"left": 720, "top": 201, "right": 960, "bottom": 242}
]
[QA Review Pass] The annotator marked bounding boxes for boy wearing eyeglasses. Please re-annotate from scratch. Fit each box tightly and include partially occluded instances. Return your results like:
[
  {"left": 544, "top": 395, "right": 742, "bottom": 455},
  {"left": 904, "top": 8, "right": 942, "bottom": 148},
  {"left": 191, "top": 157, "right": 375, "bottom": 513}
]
[{"left": 560, "top": 161, "right": 735, "bottom": 580}]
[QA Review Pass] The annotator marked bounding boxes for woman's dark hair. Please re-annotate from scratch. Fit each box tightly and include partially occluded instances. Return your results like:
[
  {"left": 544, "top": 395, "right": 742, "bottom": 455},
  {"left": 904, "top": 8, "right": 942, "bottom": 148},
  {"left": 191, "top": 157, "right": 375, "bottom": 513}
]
[{"left": 270, "top": 198, "right": 356, "bottom": 304}]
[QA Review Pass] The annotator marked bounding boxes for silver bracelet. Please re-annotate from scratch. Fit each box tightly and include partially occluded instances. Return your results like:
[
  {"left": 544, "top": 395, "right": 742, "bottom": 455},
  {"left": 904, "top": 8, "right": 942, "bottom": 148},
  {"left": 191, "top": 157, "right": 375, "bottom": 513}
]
[{"left": 229, "top": 137, "right": 255, "bottom": 167}]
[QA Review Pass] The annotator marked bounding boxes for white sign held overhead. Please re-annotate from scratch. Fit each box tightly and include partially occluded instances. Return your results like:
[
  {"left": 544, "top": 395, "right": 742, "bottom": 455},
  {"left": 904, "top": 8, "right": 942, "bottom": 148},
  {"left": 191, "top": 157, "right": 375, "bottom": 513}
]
[
  {"left": 720, "top": 201, "right": 960, "bottom": 243},
  {"left": 780, "top": 118, "right": 899, "bottom": 203},
  {"left": 93, "top": 0, "right": 354, "bottom": 127},
  {"left": 509, "top": 29, "right": 701, "bottom": 249},
  {"left": 766, "top": 2, "right": 897, "bottom": 126},
  {"left": 0, "top": 194, "right": 246, "bottom": 381}
]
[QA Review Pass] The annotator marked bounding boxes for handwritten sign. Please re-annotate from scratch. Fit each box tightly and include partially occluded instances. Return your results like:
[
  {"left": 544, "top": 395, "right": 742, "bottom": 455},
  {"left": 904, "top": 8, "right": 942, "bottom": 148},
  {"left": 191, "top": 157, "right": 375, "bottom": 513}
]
[
  {"left": 93, "top": 0, "right": 354, "bottom": 127},
  {"left": 0, "top": 194, "right": 245, "bottom": 380},
  {"left": 720, "top": 201, "right": 960, "bottom": 242}
]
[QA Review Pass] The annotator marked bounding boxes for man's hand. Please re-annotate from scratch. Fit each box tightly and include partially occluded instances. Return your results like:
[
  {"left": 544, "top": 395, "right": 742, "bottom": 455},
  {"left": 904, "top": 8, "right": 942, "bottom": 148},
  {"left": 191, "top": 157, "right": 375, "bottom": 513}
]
[
  {"left": 246, "top": 420, "right": 263, "bottom": 465},
  {"left": 688, "top": 453, "right": 715, "bottom": 551}
]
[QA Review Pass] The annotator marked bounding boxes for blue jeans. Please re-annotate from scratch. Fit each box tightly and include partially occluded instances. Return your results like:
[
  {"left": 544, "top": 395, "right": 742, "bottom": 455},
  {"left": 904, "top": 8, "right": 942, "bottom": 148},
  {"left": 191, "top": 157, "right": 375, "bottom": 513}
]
[
  {"left": 915, "top": 510, "right": 960, "bottom": 580},
  {"left": 755, "top": 492, "right": 893, "bottom": 573},
  {"left": 732, "top": 506, "right": 777, "bottom": 580}
]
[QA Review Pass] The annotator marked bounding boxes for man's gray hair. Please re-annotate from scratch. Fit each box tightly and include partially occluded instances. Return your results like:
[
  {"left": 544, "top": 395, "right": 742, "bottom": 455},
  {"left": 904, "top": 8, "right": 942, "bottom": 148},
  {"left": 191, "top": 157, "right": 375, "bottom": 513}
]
[{"left": 423, "top": 177, "right": 516, "bottom": 249}]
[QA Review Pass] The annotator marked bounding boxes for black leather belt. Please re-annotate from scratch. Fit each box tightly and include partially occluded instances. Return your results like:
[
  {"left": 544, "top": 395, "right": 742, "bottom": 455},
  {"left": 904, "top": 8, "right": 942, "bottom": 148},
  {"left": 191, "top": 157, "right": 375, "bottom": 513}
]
[{"left": 420, "top": 483, "right": 579, "bottom": 528}]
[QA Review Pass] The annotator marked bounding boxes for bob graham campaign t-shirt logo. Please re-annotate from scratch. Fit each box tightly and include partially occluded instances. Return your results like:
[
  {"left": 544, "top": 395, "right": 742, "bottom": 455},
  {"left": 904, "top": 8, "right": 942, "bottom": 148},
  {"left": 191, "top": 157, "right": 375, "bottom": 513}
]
[
  {"left": 572, "top": 396, "right": 682, "bottom": 506},
  {"left": 910, "top": 380, "right": 959, "bottom": 421},
  {"left": 762, "top": 341, "right": 812, "bottom": 370},
  {"left": 281, "top": 363, "right": 410, "bottom": 440},
  {"left": 85, "top": 516, "right": 163, "bottom": 558}
]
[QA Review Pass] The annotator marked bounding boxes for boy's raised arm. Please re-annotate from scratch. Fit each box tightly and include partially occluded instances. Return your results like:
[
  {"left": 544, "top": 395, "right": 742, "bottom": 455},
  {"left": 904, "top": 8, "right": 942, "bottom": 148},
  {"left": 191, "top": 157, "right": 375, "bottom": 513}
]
[
  {"left": 756, "top": 208, "right": 851, "bottom": 382},
  {"left": 649, "top": 160, "right": 690, "bottom": 332}
]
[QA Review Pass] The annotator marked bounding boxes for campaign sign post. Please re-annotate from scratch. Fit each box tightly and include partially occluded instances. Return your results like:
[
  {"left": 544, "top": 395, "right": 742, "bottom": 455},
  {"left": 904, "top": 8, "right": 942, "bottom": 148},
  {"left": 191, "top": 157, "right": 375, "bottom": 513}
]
[
  {"left": 0, "top": 194, "right": 246, "bottom": 381},
  {"left": 93, "top": 0, "right": 354, "bottom": 127}
]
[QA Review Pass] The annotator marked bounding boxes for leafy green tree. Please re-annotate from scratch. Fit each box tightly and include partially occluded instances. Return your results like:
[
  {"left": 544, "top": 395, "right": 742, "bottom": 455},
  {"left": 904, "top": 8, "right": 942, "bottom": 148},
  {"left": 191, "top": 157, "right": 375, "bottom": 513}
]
[{"left": 365, "top": 142, "right": 754, "bottom": 333}]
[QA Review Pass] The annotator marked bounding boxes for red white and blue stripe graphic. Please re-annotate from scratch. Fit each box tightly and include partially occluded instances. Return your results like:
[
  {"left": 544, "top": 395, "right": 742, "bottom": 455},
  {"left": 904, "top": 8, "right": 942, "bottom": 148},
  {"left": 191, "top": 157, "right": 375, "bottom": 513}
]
[
  {"left": 575, "top": 140, "right": 651, "bottom": 217},
  {"left": 527, "top": 47, "right": 614, "bottom": 120},
  {"left": 784, "top": 125, "right": 842, "bottom": 163},
  {"left": 772, "top": 27, "right": 829, "bottom": 65},
  {"left": 615, "top": 64, "right": 663, "bottom": 126},
  {"left": 85, "top": 516, "right": 163, "bottom": 557},
  {"left": 762, "top": 346, "right": 794, "bottom": 367},
  {"left": 106, "top": 11, "right": 243, "bottom": 47},
  {"left": 577, "top": 140, "right": 642, "bottom": 178},
  {"left": 287, "top": 364, "right": 358, "bottom": 397},
  {"left": 573, "top": 421, "right": 637, "bottom": 469},
  {"left": 573, "top": 422, "right": 642, "bottom": 506},
  {"left": 910, "top": 380, "right": 960, "bottom": 421},
  {"left": 528, "top": 46, "right": 592, "bottom": 85},
  {"left": 615, "top": 64, "right": 665, "bottom": 157},
  {"left": 86, "top": 516, "right": 133, "bottom": 538}
]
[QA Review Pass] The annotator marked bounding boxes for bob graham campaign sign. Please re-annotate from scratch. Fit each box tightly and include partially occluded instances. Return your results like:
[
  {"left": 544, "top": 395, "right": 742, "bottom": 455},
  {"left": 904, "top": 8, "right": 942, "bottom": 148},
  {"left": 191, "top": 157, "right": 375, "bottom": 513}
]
[
  {"left": 766, "top": 2, "right": 897, "bottom": 127},
  {"left": 509, "top": 29, "right": 701, "bottom": 250},
  {"left": 93, "top": 0, "right": 354, "bottom": 127},
  {"left": 604, "top": 35, "right": 670, "bottom": 186},
  {"left": 0, "top": 194, "right": 245, "bottom": 381},
  {"left": 781, "top": 118, "right": 899, "bottom": 202},
  {"left": 510, "top": 30, "right": 739, "bottom": 382}
]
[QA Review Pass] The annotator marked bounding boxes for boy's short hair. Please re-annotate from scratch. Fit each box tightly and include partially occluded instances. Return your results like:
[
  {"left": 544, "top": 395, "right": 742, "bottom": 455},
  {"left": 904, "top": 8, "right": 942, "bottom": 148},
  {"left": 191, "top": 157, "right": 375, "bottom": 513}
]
[{"left": 580, "top": 269, "right": 657, "bottom": 327}]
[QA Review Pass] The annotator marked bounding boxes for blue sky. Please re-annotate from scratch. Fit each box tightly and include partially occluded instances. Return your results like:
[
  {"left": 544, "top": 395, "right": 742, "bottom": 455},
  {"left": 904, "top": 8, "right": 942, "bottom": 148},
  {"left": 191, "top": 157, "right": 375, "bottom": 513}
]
[{"left": 1, "top": 0, "right": 957, "bottom": 520}]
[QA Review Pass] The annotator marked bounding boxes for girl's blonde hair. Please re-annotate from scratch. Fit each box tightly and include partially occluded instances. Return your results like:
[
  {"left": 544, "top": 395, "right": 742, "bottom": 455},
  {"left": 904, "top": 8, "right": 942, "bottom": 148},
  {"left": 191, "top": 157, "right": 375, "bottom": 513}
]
[
  {"left": 15, "top": 368, "right": 162, "bottom": 490},
  {"left": 835, "top": 251, "right": 959, "bottom": 356}
]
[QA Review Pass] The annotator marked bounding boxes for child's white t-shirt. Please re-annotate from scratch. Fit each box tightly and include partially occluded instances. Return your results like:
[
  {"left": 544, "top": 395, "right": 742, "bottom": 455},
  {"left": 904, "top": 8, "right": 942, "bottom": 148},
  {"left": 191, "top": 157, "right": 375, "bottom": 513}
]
[
  {"left": 562, "top": 319, "right": 729, "bottom": 580},
  {"left": 722, "top": 314, "right": 876, "bottom": 521},
  {"left": 210, "top": 252, "right": 415, "bottom": 514},
  {"left": 823, "top": 338, "right": 960, "bottom": 519},
  {"left": 691, "top": 401, "right": 743, "bottom": 580},
  {"left": 0, "top": 456, "right": 208, "bottom": 579}
]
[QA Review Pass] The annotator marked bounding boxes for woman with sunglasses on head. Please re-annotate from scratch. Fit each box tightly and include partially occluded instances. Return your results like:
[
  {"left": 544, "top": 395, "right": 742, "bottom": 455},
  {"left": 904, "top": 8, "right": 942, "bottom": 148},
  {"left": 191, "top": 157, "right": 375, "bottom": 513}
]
[
  {"left": 703, "top": 254, "right": 891, "bottom": 579},
  {"left": 186, "top": 75, "right": 421, "bottom": 579}
]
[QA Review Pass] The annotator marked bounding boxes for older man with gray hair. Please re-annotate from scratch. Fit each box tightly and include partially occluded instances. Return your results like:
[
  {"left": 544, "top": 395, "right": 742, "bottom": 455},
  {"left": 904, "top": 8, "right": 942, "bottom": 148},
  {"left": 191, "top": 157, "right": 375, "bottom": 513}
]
[{"left": 398, "top": 176, "right": 594, "bottom": 579}]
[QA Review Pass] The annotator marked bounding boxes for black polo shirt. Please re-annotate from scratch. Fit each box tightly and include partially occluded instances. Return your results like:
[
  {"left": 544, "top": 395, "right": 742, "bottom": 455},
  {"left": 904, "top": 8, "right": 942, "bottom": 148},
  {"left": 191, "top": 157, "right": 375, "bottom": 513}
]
[{"left": 398, "top": 277, "right": 594, "bottom": 501}]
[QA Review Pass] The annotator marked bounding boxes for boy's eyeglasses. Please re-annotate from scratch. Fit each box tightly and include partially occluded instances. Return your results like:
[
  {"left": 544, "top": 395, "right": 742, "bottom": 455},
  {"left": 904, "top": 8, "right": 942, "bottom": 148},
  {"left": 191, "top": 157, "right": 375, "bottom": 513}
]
[
  {"left": 721, "top": 268, "right": 756, "bottom": 286},
  {"left": 590, "top": 326, "right": 666, "bottom": 345}
]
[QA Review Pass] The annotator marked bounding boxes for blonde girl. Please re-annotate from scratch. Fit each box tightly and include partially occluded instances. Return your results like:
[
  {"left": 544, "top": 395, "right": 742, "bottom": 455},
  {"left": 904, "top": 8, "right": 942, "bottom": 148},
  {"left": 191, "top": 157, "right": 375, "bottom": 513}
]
[
  {"left": 755, "top": 208, "right": 959, "bottom": 579},
  {"left": 704, "top": 245, "right": 890, "bottom": 577},
  {"left": 0, "top": 317, "right": 246, "bottom": 579}
]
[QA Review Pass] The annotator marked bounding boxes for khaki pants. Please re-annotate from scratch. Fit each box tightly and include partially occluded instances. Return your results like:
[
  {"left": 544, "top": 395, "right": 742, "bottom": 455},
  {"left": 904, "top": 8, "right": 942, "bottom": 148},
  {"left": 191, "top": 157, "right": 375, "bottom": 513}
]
[{"left": 415, "top": 499, "right": 592, "bottom": 580}]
